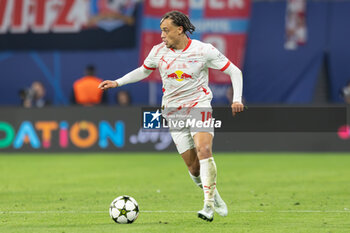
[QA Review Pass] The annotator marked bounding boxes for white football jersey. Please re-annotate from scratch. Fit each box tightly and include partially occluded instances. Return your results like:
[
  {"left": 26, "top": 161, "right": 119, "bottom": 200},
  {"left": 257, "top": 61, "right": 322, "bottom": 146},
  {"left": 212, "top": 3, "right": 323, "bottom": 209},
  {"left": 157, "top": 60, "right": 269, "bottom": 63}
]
[{"left": 143, "top": 39, "right": 232, "bottom": 108}]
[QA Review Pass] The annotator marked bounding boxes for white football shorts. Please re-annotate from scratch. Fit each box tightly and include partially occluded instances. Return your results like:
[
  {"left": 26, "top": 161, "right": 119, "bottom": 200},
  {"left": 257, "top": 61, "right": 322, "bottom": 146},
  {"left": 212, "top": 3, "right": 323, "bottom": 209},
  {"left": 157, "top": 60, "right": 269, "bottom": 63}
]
[{"left": 163, "top": 101, "right": 214, "bottom": 154}]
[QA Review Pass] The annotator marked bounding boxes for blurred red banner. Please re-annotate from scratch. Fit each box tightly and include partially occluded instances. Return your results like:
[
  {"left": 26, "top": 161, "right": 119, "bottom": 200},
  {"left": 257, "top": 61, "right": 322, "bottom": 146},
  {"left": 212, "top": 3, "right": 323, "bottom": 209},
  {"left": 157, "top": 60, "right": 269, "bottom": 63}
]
[{"left": 140, "top": 0, "right": 251, "bottom": 84}]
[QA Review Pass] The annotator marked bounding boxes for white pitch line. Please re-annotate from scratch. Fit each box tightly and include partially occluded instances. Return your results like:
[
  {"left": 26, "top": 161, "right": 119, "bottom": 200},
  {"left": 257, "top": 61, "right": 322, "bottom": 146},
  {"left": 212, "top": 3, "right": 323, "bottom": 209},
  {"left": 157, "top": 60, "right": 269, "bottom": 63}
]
[
  {"left": 0, "top": 210, "right": 349, "bottom": 214},
  {"left": 0, "top": 210, "right": 106, "bottom": 214},
  {"left": 141, "top": 210, "right": 196, "bottom": 213}
]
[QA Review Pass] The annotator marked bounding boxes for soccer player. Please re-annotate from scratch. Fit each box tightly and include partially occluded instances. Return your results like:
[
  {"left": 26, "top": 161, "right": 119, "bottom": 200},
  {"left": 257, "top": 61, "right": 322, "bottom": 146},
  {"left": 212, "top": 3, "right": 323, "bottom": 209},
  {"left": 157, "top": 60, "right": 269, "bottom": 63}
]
[{"left": 98, "top": 11, "right": 244, "bottom": 222}]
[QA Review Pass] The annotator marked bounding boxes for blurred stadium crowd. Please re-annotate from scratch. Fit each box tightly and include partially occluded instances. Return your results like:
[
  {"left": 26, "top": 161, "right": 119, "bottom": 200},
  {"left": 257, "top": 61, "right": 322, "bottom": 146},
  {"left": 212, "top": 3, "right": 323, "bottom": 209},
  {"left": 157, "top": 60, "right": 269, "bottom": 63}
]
[{"left": 1, "top": 0, "right": 350, "bottom": 107}]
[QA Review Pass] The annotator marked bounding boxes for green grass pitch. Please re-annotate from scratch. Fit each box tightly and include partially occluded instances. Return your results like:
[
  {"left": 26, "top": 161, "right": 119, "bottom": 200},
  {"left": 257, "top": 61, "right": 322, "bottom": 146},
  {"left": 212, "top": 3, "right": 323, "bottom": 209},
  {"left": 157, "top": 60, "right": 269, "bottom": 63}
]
[{"left": 0, "top": 153, "right": 349, "bottom": 233}]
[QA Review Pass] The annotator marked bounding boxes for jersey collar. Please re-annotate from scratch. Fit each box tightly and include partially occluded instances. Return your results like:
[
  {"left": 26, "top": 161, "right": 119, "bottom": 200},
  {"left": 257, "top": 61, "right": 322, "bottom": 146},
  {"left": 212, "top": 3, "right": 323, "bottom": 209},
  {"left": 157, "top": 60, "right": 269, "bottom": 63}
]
[
  {"left": 170, "top": 39, "right": 192, "bottom": 53},
  {"left": 182, "top": 38, "right": 192, "bottom": 52}
]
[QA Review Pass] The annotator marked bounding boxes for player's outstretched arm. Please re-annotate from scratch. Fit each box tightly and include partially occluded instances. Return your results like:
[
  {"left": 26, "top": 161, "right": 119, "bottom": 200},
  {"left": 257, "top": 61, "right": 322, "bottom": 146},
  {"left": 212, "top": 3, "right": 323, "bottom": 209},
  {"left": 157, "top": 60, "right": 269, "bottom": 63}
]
[
  {"left": 98, "top": 66, "right": 154, "bottom": 90},
  {"left": 98, "top": 80, "right": 118, "bottom": 90}
]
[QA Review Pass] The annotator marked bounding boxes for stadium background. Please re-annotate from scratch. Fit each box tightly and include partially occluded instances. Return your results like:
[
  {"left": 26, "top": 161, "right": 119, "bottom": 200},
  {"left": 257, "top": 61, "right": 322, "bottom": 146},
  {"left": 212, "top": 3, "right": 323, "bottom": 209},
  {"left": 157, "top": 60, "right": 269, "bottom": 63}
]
[
  {"left": 1, "top": 0, "right": 350, "bottom": 152},
  {"left": 1, "top": 1, "right": 350, "bottom": 232}
]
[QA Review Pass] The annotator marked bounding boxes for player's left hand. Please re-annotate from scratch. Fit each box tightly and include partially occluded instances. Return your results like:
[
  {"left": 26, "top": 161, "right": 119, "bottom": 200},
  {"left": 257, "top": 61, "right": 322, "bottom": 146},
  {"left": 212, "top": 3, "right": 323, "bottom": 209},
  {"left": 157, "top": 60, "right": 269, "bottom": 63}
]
[{"left": 231, "top": 102, "right": 244, "bottom": 116}]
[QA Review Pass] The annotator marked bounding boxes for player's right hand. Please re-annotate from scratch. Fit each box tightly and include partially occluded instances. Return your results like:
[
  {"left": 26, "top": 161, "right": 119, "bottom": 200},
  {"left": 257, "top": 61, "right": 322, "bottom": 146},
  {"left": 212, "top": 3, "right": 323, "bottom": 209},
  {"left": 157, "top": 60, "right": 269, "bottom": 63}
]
[{"left": 98, "top": 80, "right": 118, "bottom": 90}]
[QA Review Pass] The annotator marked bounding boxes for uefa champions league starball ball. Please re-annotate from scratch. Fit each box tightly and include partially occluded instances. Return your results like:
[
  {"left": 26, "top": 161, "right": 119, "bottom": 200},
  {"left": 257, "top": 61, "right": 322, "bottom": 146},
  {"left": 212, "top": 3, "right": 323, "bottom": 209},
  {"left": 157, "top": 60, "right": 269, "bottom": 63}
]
[{"left": 109, "top": 195, "right": 139, "bottom": 224}]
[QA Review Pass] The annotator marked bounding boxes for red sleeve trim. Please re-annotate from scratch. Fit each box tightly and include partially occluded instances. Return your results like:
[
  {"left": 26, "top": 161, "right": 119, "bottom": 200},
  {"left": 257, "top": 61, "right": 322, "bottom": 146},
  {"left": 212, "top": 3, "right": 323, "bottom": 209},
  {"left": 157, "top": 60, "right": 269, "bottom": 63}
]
[
  {"left": 143, "top": 64, "right": 156, "bottom": 70},
  {"left": 220, "top": 61, "right": 231, "bottom": 72}
]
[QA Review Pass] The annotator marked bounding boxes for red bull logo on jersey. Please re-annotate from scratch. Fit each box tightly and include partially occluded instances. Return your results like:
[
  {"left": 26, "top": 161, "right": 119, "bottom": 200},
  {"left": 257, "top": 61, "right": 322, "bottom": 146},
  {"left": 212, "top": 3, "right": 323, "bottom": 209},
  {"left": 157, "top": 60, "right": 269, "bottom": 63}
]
[{"left": 167, "top": 70, "right": 192, "bottom": 81}]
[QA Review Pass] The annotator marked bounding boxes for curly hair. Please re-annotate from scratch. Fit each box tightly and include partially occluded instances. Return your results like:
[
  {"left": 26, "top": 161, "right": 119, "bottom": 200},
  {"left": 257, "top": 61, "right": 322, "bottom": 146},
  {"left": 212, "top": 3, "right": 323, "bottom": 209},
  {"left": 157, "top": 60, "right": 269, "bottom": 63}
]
[{"left": 160, "top": 11, "right": 195, "bottom": 34}]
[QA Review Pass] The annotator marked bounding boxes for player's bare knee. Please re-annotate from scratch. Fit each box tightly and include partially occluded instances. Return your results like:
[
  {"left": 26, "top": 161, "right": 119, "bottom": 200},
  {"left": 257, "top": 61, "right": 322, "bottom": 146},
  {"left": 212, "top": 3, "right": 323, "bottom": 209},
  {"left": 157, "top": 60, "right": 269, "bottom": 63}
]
[{"left": 196, "top": 144, "right": 212, "bottom": 160}]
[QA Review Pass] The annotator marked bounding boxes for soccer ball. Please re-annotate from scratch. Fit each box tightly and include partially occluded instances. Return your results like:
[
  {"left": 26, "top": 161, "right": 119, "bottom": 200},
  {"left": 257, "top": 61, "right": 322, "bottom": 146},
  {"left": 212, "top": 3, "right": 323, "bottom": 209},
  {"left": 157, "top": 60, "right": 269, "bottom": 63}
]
[{"left": 109, "top": 195, "right": 139, "bottom": 224}]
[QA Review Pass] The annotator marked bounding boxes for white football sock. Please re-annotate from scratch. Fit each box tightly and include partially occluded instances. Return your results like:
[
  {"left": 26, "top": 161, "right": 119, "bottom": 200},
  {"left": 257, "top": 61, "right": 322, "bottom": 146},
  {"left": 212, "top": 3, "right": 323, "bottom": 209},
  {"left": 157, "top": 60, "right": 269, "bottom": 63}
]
[
  {"left": 199, "top": 157, "right": 217, "bottom": 203},
  {"left": 188, "top": 171, "right": 203, "bottom": 188},
  {"left": 189, "top": 171, "right": 220, "bottom": 198}
]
